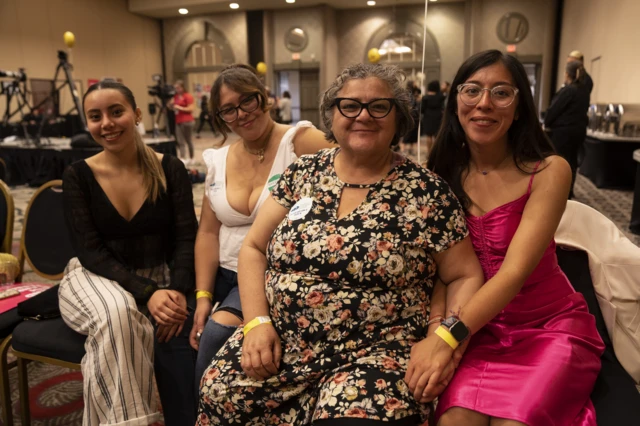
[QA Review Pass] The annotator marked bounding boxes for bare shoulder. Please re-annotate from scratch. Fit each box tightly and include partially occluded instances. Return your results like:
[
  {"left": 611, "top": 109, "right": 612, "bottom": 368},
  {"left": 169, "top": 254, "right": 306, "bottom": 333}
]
[
  {"left": 293, "top": 125, "right": 333, "bottom": 155},
  {"left": 155, "top": 152, "right": 164, "bottom": 161},
  {"left": 530, "top": 155, "right": 571, "bottom": 194},
  {"left": 293, "top": 125, "right": 326, "bottom": 142},
  {"left": 537, "top": 155, "right": 571, "bottom": 179}
]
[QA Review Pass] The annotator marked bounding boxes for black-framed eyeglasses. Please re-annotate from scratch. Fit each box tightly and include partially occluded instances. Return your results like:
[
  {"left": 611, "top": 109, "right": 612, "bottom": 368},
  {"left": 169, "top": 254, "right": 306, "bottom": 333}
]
[
  {"left": 217, "top": 93, "right": 261, "bottom": 123},
  {"left": 334, "top": 98, "right": 395, "bottom": 119},
  {"left": 457, "top": 83, "right": 519, "bottom": 108}
]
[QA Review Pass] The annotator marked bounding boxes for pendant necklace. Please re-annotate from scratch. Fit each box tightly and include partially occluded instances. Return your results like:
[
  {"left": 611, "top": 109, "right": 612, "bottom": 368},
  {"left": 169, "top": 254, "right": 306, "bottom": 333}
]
[{"left": 243, "top": 122, "right": 275, "bottom": 163}]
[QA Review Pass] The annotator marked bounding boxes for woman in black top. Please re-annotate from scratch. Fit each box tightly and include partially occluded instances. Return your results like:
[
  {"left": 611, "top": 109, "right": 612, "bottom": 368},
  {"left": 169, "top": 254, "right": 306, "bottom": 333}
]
[
  {"left": 59, "top": 81, "right": 198, "bottom": 426},
  {"left": 421, "top": 80, "right": 445, "bottom": 154},
  {"left": 544, "top": 60, "right": 590, "bottom": 198}
]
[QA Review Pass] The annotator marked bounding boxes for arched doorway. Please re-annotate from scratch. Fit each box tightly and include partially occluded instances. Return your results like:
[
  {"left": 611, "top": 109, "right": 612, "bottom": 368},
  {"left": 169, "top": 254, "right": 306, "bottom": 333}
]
[
  {"left": 173, "top": 22, "right": 236, "bottom": 116},
  {"left": 365, "top": 21, "right": 441, "bottom": 92}
]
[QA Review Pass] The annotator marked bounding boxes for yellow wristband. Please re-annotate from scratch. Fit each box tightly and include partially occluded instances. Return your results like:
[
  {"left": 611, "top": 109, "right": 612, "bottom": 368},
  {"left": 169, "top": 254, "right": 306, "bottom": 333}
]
[
  {"left": 195, "top": 290, "right": 213, "bottom": 301},
  {"left": 243, "top": 316, "right": 272, "bottom": 336},
  {"left": 435, "top": 325, "right": 459, "bottom": 350}
]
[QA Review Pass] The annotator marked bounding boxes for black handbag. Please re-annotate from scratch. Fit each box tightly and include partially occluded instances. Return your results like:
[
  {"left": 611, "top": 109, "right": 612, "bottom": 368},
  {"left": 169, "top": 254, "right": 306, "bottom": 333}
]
[{"left": 17, "top": 284, "right": 61, "bottom": 320}]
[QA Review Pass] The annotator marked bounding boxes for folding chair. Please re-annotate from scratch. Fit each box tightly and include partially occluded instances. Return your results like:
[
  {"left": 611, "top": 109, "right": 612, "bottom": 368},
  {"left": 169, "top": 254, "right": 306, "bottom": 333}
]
[{"left": 7, "top": 180, "right": 84, "bottom": 426}]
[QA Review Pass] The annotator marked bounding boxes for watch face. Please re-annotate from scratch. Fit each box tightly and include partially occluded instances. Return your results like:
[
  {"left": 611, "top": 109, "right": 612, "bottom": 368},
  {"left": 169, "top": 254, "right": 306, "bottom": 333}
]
[{"left": 449, "top": 321, "right": 470, "bottom": 342}]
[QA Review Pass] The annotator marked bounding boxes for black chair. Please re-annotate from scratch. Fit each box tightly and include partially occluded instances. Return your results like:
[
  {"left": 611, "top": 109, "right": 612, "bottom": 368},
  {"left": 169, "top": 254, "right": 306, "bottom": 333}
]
[
  {"left": 0, "top": 179, "right": 16, "bottom": 425},
  {"left": 557, "top": 246, "right": 640, "bottom": 425},
  {"left": 0, "top": 158, "right": 6, "bottom": 182},
  {"left": 0, "top": 179, "right": 14, "bottom": 254},
  {"left": 0, "top": 309, "right": 22, "bottom": 426},
  {"left": 7, "top": 180, "right": 84, "bottom": 426}
]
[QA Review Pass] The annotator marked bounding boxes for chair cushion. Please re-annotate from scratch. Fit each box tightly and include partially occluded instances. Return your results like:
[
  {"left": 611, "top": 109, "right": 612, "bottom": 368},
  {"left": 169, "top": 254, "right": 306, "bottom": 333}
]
[
  {"left": 0, "top": 308, "right": 22, "bottom": 339},
  {"left": 11, "top": 317, "right": 86, "bottom": 364}
]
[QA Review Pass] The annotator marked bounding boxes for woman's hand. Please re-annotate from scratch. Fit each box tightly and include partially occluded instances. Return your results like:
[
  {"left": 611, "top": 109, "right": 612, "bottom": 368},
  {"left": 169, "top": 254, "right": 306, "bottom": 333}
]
[
  {"left": 241, "top": 323, "right": 282, "bottom": 381},
  {"left": 405, "top": 333, "right": 454, "bottom": 401},
  {"left": 190, "top": 298, "right": 213, "bottom": 350},
  {"left": 418, "top": 358, "right": 457, "bottom": 402},
  {"left": 156, "top": 322, "right": 182, "bottom": 344},
  {"left": 147, "top": 289, "right": 189, "bottom": 326}
]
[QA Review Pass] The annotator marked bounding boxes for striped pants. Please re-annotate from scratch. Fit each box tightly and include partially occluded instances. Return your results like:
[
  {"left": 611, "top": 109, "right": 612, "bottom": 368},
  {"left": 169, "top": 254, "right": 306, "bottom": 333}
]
[{"left": 59, "top": 258, "right": 165, "bottom": 426}]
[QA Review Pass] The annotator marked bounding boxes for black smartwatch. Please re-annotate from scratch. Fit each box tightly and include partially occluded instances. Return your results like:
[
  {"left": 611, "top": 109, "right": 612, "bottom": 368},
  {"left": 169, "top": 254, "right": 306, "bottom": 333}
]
[{"left": 441, "top": 316, "right": 470, "bottom": 343}]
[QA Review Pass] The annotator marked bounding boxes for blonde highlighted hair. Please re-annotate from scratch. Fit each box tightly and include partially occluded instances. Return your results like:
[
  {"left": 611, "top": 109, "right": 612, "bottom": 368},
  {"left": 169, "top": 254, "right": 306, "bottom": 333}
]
[{"left": 84, "top": 81, "right": 167, "bottom": 202}]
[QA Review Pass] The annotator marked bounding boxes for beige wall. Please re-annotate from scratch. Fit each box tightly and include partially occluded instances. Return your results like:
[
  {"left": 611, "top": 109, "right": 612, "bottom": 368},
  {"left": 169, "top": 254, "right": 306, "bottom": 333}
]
[
  {"left": 272, "top": 7, "right": 324, "bottom": 65},
  {"left": 558, "top": 0, "right": 640, "bottom": 104},
  {"left": 0, "top": 0, "right": 163, "bottom": 129},
  {"left": 468, "top": 0, "right": 557, "bottom": 109}
]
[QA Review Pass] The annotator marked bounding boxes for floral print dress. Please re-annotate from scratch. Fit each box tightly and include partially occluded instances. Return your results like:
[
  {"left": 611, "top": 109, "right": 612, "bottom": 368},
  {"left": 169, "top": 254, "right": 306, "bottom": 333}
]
[{"left": 198, "top": 148, "right": 467, "bottom": 425}]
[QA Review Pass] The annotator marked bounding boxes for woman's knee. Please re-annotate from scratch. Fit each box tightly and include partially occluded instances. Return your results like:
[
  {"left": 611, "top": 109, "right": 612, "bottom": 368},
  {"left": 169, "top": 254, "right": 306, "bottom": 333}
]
[
  {"left": 211, "top": 310, "right": 243, "bottom": 327},
  {"left": 438, "top": 407, "right": 489, "bottom": 426}
]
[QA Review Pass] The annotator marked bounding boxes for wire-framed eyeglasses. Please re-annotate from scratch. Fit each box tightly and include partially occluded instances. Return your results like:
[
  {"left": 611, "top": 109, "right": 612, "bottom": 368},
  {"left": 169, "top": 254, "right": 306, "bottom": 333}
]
[
  {"left": 217, "top": 93, "right": 261, "bottom": 123},
  {"left": 457, "top": 83, "right": 519, "bottom": 108},
  {"left": 334, "top": 98, "right": 395, "bottom": 119}
]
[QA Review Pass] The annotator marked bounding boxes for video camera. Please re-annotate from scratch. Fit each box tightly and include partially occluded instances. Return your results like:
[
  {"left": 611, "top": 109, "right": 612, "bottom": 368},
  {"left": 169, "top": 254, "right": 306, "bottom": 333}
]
[
  {"left": 148, "top": 74, "right": 175, "bottom": 101},
  {"left": 0, "top": 68, "right": 26, "bottom": 82}
]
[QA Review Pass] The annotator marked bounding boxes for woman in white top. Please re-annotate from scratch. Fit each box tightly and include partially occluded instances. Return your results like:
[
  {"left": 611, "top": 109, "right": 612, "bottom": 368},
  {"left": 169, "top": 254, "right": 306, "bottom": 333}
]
[
  {"left": 279, "top": 91, "right": 292, "bottom": 124},
  {"left": 191, "top": 65, "right": 332, "bottom": 382}
]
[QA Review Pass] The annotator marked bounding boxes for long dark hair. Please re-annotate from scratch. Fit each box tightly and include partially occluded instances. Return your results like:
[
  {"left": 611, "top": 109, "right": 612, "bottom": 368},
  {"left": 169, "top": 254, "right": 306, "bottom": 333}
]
[
  {"left": 427, "top": 50, "right": 555, "bottom": 209},
  {"left": 83, "top": 81, "right": 167, "bottom": 202}
]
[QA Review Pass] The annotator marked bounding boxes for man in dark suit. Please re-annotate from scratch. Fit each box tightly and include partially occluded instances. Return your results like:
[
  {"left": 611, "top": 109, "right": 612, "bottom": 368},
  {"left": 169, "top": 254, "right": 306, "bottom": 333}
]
[{"left": 567, "top": 50, "right": 593, "bottom": 95}]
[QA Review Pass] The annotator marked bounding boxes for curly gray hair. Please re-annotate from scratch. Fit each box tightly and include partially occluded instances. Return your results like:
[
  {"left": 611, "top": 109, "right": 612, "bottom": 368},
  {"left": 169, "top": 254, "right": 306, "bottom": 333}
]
[{"left": 319, "top": 63, "right": 415, "bottom": 147}]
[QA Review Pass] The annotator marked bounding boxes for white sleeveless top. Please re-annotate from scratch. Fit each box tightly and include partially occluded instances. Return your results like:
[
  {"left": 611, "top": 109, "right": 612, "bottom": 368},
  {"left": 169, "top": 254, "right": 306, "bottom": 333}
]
[{"left": 203, "top": 121, "right": 315, "bottom": 272}]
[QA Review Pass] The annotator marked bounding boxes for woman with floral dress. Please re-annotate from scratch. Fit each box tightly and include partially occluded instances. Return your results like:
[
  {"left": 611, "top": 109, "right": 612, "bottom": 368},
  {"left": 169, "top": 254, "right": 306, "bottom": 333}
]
[{"left": 197, "top": 63, "right": 486, "bottom": 426}]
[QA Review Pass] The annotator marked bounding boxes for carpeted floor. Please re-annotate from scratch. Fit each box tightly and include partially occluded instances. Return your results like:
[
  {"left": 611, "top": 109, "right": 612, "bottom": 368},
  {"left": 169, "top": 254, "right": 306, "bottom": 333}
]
[{"left": 2, "top": 131, "right": 639, "bottom": 424}]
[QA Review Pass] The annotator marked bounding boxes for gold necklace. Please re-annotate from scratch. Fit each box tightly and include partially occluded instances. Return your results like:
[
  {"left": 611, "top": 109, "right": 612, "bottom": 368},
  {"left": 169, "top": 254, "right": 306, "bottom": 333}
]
[{"left": 243, "top": 122, "right": 275, "bottom": 163}]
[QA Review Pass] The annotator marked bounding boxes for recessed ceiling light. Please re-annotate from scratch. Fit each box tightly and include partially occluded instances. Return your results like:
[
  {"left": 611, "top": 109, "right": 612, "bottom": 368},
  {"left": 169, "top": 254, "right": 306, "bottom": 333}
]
[
  {"left": 178, "top": 8, "right": 188, "bottom": 14},
  {"left": 286, "top": 0, "right": 296, "bottom": 3},
  {"left": 367, "top": 1, "right": 376, "bottom": 5},
  {"left": 230, "top": 3, "right": 239, "bottom": 8}
]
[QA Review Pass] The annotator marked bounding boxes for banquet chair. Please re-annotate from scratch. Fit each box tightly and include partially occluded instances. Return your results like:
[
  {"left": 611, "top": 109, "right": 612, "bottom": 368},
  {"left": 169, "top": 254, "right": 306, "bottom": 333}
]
[
  {"left": 0, "top": 180, "right": 14, "bottom": 254},
  {"left": 0, "top": 179, "right": 17, "bottom": 425},
  {"left": 7, "top": 179, "right": 84, "bottom": 426},
  {"left": 556, "top": 247, "right": 640, "bottom": 425},
  {"left": 0, "top": 158, "right": 6, "bottom": 182}
]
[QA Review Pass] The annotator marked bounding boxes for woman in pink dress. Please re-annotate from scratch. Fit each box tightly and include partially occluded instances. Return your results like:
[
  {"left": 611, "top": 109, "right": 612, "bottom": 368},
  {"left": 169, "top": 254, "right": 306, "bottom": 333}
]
[{"left": 426, "top": 50, "right": 604, "bottom": 425}]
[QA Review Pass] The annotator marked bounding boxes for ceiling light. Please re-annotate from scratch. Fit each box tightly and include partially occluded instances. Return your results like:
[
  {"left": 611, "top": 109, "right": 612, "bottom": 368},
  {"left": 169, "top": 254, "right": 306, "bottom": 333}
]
[
  {"left": 230, "top": 3, "right": 239, "bottom": 8},
  {"left": 367, "top": 1, "right": 376, "bottom": 5},
  {"left": 429, "top": 0, "right": 438, "bottom": 2},
  {"left": 286, "top": 0, "right": 296, "bottom": 3},
  {"left": 178, "top": 8, "right": 188, "bottom": 14}
]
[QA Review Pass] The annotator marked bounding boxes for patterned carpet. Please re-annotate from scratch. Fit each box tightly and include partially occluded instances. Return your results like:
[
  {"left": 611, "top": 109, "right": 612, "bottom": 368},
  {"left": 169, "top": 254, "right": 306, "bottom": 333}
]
[{"left": 2, "top": 132, "right": 639, "bottom": 424}]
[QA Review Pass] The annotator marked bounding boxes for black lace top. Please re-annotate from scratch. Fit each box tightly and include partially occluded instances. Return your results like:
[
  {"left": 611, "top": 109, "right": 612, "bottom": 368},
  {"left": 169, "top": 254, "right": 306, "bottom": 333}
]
[{"left": 62, "top": 155, "right": 197, "bottom": 302}]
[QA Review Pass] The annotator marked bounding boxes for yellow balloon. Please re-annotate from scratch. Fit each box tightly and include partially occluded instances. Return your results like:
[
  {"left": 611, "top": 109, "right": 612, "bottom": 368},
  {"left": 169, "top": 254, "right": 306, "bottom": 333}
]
[
  {"left": 256, "top": 62, "right": 267, "bottom": 75},
  {"left": 368, "top": 48, "right": 381, "bottom": 64},
  {"left": 63, "top": 31, "right": 75, "bottom": 48}
]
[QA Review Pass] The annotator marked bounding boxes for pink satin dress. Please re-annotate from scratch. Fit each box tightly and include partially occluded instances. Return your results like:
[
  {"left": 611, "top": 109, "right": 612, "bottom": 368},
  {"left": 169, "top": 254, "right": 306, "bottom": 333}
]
[{"left": 435, "top": 170, "right": 605, "bottom": 425}]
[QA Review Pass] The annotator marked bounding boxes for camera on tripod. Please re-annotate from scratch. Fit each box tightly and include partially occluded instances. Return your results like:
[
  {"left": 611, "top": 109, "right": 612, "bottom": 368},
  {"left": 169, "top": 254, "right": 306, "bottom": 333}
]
[{"left": 148, "top": 74, "right": 175, "bottom": 101}]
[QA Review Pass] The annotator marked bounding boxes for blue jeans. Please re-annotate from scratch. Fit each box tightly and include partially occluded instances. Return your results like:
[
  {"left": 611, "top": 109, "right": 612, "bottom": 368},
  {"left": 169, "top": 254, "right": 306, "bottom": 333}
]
[
  {"left": 154, "top": 292, "right": 197, "bottom": 426},
  {"left": 195, "top": 268, "right": 243, "bottom": 385}
]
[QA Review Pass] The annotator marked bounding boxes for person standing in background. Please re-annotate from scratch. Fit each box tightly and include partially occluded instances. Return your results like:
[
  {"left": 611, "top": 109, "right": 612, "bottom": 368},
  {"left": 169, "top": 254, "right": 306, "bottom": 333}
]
[
  {"left": 195, "top": 94, "right": 216, "bottom": 138},
  {"left": 403, "top": 86, "right": 421, "bottom": 156},
  {"left": 545, "top": 60, "right": 590, "bottom": 199},
  {"left": 441, "top": 81, "right": 451, "bottom": 108},
  {"left": 421, "top": 80, "right": 445, "bottom": 154},
  {"left": 278, "top": 91, "right": 292, "bottom": 125},
  {"left": 567, "top": 50, "right": 593, "bottom": 97},
  {"left": 171, "top": 80, "right": 196, "bottom": 165}
]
